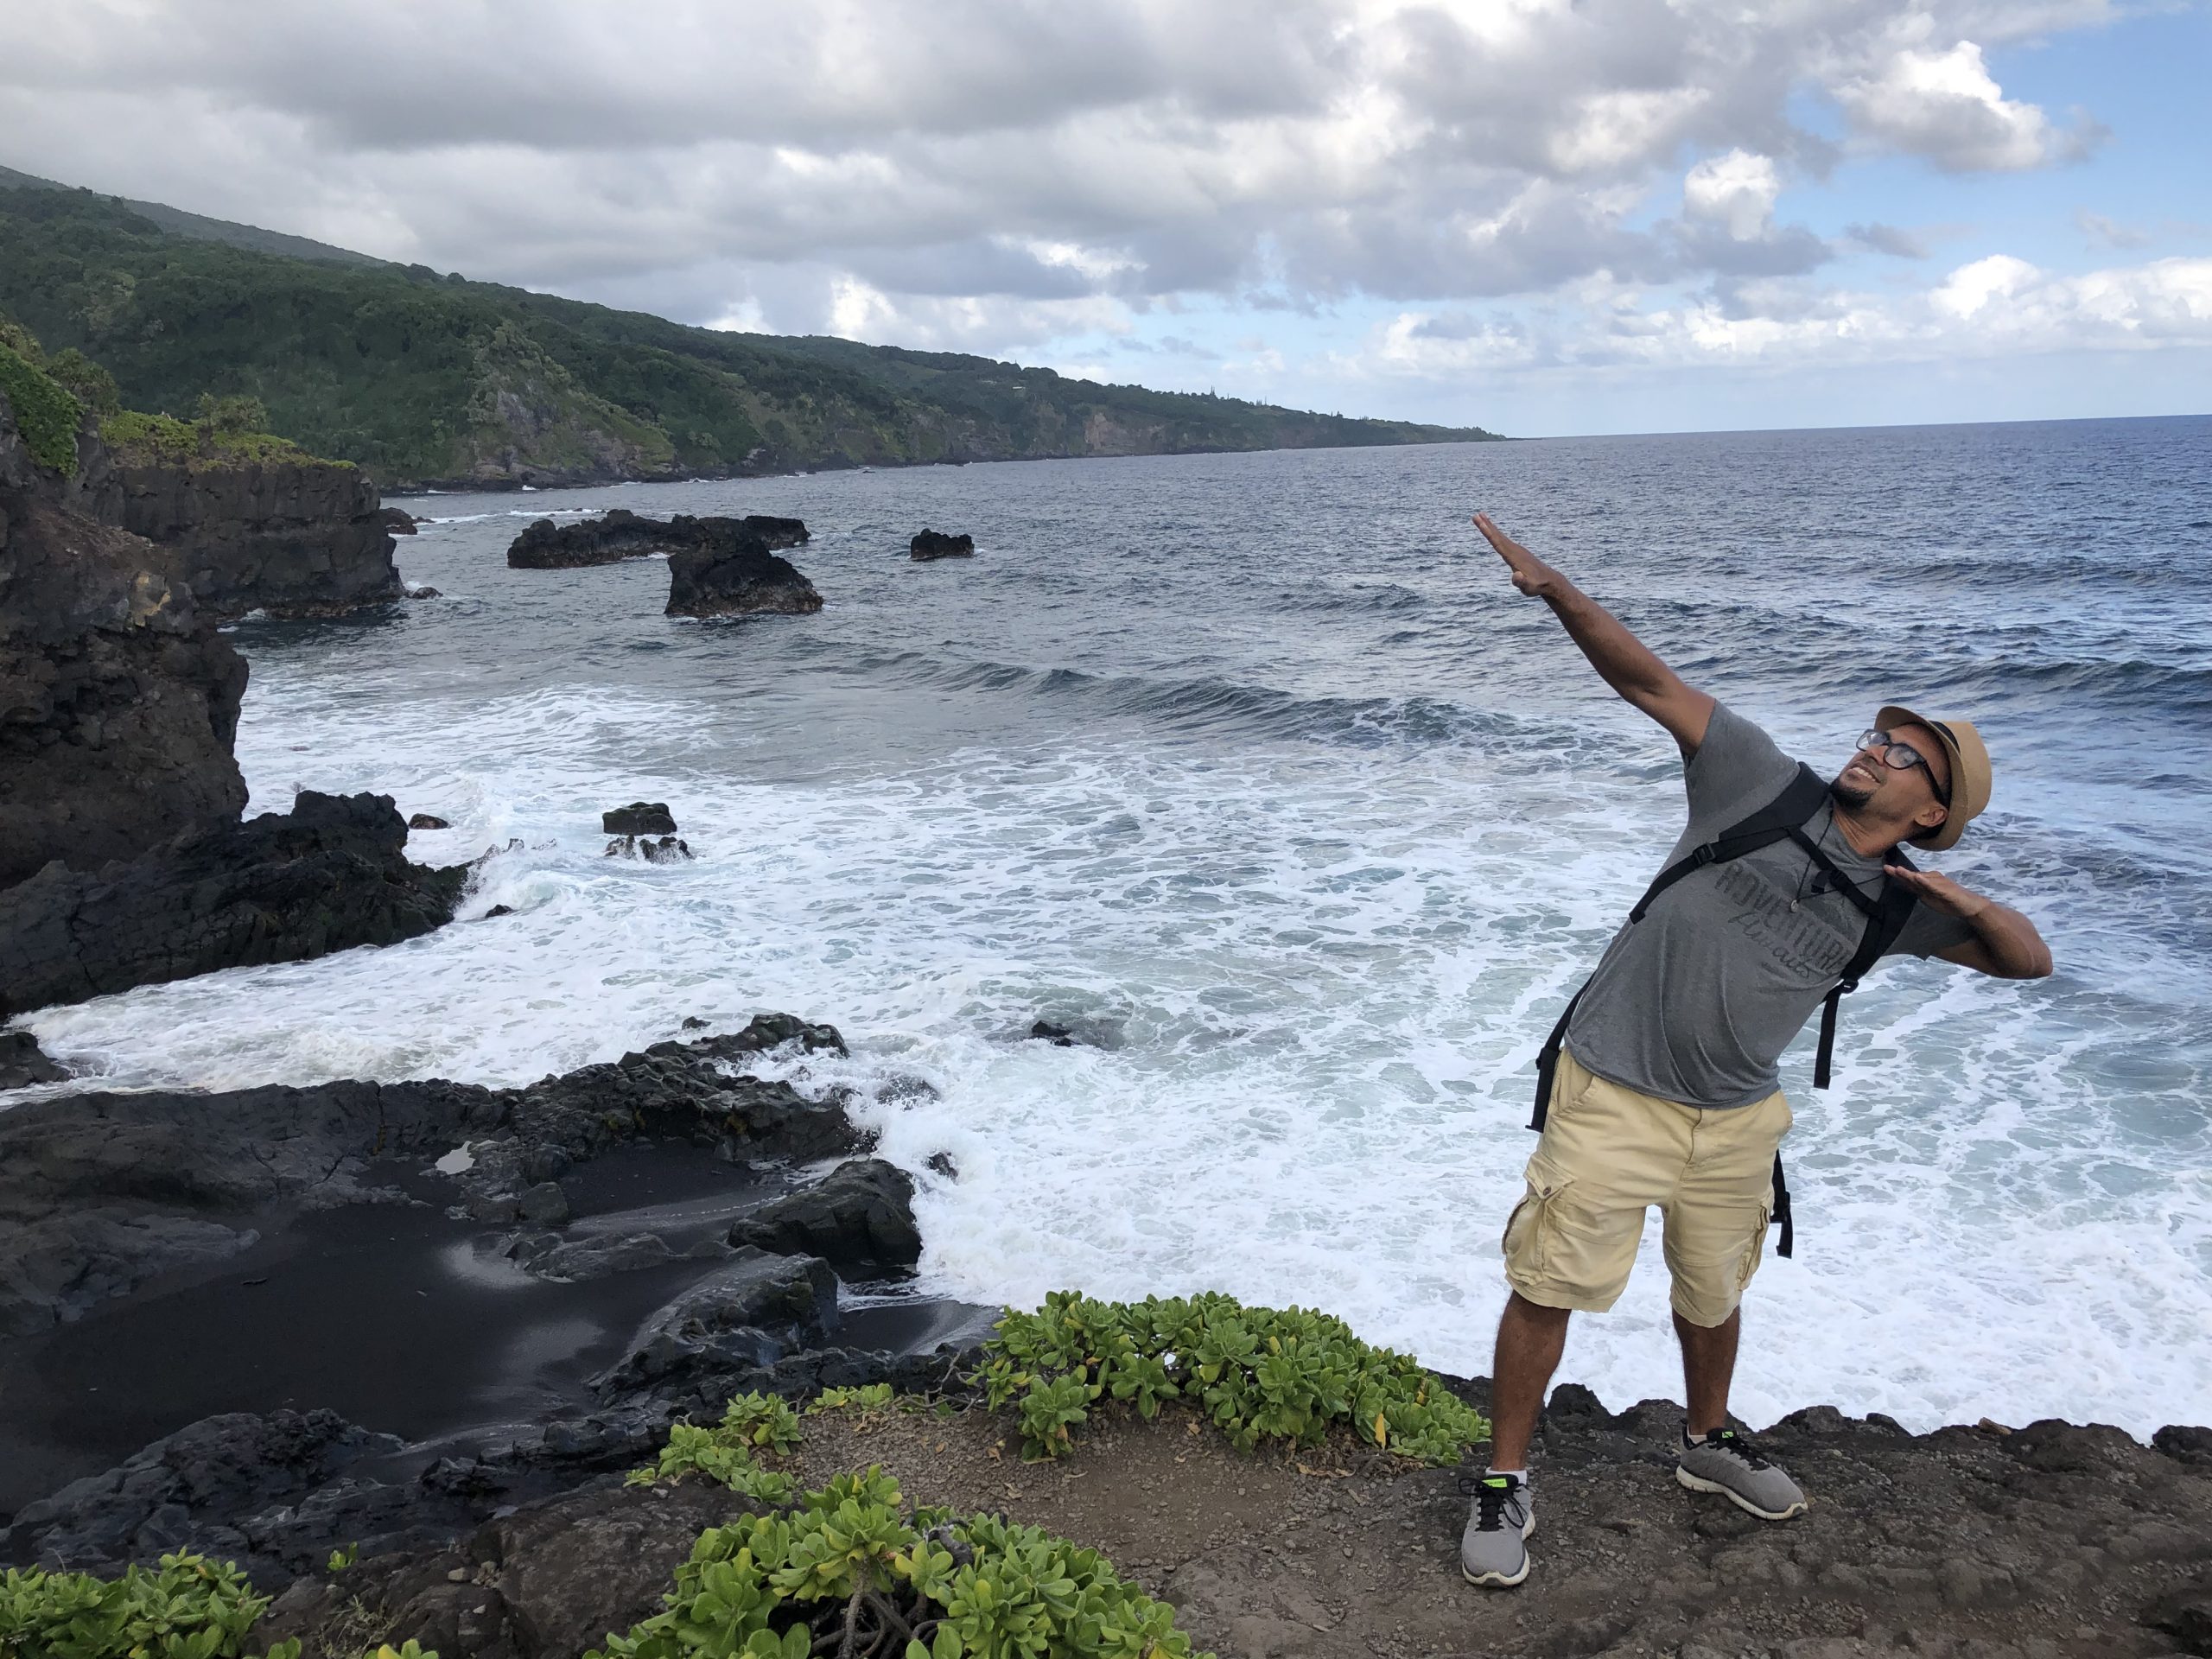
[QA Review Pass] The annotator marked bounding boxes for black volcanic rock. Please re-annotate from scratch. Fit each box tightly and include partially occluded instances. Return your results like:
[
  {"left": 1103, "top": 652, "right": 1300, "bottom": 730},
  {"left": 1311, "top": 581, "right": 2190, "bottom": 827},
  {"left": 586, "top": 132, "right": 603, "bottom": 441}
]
[
  {"left": 1, "top": 404, "right": 250, "bottom": 887},
  {"left": 728, "top": 1157, "right": 921, "bottom": 1271},
  {"left": 507, "top": 509, "right": 808, "bottom": 569},
  {"left": 664, "top": 530, "right": 822, "bottom": 618},
  {"left": 380, "top": 506, "right": 418, "bottom": 534},
  {"left": 2, "top": 1409, "right": 410, "bottom": 1580},
  {"left": 602, "top": 802, "right": 676, "bottom": 835},
  {"left": 0, "top": 1027, "right": 67, "bottom": 1089},
  {"left": 0, "top": 1020, "right": 863, "bottom": 1335},
  {"left": 910, "top": 528, "right": 975, "bottom": 561},
  {"left": 86, "top": 454, "right": 404, "bottom": 620},
  {"left": 0, "top": 790, "right": 467, "bottom": 1017},
  {"left": 606, "top": 835, "right": 692, "bottom": 862},
  {"left": 258, "top": 1477, "right": 746, "bottom": 1654},
  {"left": 591, "top": 1248, "right": 840, "bottom": 1401}
]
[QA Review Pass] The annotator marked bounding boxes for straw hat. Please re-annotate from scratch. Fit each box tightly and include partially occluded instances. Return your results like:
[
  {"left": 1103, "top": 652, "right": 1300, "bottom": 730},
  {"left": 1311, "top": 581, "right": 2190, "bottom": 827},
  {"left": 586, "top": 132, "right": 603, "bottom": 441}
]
[{"left": 1876, "top": 704, "right": 1991, "bottom": 852}]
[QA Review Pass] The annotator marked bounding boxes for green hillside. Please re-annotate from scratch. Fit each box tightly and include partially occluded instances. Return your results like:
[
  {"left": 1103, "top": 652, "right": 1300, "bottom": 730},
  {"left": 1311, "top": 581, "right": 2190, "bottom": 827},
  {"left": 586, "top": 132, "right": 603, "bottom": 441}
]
[
  {"left": 0, "top": 181, "right": 1500, "bottom": 490},
  {"left": 0, "top": 163, "right": 389, "bottom": 269}
]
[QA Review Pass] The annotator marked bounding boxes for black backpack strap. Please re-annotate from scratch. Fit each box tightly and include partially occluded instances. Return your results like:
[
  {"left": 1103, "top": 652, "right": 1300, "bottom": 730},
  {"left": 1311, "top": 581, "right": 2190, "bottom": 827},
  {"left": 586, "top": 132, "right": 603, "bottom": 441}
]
[
  {"left": 1626, "top": 764, "right": 1830, "bottom": 924},
  {"left": 1810, "top": 848, "right": 1919, "bottom": 1087},
  {"left": 1529, "top": 981, "right": 1588, "bottom": 1130}
]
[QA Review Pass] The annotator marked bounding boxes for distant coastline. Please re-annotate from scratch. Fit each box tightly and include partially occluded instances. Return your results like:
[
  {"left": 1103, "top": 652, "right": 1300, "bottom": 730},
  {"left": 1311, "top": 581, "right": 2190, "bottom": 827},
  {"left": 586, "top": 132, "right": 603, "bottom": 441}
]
[{"left": 0, "top": 173, "right": 1503, "bottom": 495}]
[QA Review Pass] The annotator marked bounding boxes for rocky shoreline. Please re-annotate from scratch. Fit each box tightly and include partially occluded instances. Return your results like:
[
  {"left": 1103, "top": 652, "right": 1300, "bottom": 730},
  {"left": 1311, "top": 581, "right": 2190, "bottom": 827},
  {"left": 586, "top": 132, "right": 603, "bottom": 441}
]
[
  {"left": 0, "top": 1011, "right": 988, "bottom": 1543},
  {"left": 6, "top": 372, "right": 2211, "bottom": 1659}
]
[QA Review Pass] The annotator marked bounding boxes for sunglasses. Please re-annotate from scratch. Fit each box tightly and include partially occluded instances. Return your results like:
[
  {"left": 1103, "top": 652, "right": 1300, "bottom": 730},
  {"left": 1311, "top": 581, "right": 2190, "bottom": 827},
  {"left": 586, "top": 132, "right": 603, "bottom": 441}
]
[{"left": 1854, "top": 729, "right": 1951, "bottom": 804}]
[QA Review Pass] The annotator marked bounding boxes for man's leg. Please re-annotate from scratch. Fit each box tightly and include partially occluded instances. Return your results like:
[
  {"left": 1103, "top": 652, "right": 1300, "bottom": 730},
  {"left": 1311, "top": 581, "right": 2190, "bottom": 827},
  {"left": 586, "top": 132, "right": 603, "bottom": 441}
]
[
  {"left": 1674, "top": 1305, "right": 1738, "bottom": 1437},
  {"left": 1489, "top": 1292, "right": 1573, "bottom": 1470},
  {"left": 1662, "top": 1090, "right": 1808, "bottom": 1521}
]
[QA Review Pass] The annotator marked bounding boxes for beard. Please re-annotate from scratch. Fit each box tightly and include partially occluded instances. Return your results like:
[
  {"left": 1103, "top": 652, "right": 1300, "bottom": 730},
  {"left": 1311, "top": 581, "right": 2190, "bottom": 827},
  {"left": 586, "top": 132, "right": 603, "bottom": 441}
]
[{"left": 1828, "top": 772, "right": 1875, "bottom": 810}]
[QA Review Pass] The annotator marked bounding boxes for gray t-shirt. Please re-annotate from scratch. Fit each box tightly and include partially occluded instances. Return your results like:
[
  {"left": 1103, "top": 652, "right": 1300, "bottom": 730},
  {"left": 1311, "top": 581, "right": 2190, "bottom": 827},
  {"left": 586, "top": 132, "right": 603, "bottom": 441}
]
[{"left": 1565, "top": 704, "right": 1974, "bottom": 1109}]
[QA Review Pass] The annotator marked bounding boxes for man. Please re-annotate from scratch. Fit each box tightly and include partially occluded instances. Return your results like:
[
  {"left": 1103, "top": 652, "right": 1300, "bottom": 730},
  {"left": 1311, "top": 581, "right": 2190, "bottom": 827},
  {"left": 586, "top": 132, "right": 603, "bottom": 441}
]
[{"left": 1460, "top": 512, "right": 2054, "bottom": 1590}]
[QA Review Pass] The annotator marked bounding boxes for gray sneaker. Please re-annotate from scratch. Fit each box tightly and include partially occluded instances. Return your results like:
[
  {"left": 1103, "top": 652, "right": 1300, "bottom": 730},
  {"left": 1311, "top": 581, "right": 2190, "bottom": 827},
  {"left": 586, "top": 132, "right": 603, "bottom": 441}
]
[
  {"left": 1675, "top": 1429, "right": 1808, "bottom": 1520},
  {"left": 1459, "top": 1472, "right": 1535, "bottom": 1587}
]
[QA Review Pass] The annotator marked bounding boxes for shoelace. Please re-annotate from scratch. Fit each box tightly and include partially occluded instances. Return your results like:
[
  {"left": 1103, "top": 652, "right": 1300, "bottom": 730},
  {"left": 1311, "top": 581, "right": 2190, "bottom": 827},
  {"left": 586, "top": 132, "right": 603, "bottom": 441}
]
[
  {"left": 1696, "top": 1428, "right": 1773, "bottom": 1470},
  {"left": 1472, "top": 1477, "right": 1521, "bottom": 1532}
]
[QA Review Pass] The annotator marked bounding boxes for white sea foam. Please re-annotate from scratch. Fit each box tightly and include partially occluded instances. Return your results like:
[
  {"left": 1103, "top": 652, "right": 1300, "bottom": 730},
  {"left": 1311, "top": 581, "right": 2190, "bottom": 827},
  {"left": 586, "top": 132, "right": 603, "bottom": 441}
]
[
  {"left": 19, "top": 433, "right": 2212, "bottom": 1440},
  {"left": 22, "top": 668, "right": 2210, "bottom": 1438}
]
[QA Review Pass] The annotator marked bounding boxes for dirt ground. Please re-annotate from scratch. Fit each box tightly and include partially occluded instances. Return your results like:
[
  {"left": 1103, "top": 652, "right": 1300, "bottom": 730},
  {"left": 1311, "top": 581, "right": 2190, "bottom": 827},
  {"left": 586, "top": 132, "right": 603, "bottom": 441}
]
[{"left": 783, "top": 1389, "right": 2212, "bottom": 1659}]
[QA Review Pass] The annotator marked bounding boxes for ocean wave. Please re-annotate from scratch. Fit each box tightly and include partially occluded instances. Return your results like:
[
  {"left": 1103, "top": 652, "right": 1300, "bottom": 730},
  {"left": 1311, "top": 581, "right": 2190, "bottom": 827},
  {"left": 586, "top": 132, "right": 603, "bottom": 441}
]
[
  {"left": 1268, "top": 582, "right": 1430, "bottom": 618},
  {"left": 1937, "top": 654, "right": 2212, "bottom": 713},
  {"left": 809, "top": 645, "right": 1524, "bottom": 750}
]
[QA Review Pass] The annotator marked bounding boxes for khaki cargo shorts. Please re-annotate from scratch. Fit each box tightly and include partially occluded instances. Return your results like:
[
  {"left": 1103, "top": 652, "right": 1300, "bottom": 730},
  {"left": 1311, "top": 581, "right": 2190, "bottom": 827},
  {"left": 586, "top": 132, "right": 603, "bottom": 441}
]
[{"left": 1502, "top": 1048, "right": 1789, "bottom": 1329}]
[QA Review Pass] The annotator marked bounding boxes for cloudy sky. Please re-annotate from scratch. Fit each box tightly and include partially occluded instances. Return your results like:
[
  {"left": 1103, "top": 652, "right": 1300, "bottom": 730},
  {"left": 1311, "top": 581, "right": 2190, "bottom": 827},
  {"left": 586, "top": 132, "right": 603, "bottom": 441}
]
[{"left": 5, "top": 0, "right": 2207, "bottom": 435}]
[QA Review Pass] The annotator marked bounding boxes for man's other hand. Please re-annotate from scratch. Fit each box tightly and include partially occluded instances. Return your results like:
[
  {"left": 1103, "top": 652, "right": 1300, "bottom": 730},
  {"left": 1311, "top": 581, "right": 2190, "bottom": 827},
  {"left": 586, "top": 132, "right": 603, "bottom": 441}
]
[
  {"left": 1474, "top": 512, "right": 1563, "bottom": 600},
  {"left": 1882, "top": 864, "right": 1989, "bottom": 920}
]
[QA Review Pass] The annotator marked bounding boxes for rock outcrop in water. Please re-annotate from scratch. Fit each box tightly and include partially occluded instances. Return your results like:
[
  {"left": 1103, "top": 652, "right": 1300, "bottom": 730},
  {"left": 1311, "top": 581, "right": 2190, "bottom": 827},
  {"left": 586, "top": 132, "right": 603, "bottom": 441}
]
[
  {"left": 0, "top": 396, "right": 250, "bottom": 887},
  {"left": 0, "top": 790, "right": 467, "bottom": 1017},
  {"left": 728, "top": 1157, "right": 922, "bottom": 1271},
  {"left": 909, "top": 527, "right": 975, "bottom": 561},
  {"left": 602, "top": 802, "right": 677, "bottom": 835},
  {"left": 664, "top": 529, "right": 822, "bottom": 618},
  {"left": 507, "top": 509, "right": 808, "bottom": 569},
  {"left": 85, "top": 454, "right": 403, "bottom": 620}
]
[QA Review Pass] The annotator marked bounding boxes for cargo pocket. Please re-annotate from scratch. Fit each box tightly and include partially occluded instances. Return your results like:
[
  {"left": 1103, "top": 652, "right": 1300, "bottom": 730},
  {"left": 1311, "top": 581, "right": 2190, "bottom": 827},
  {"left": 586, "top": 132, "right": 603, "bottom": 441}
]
[
  {"left": 1735, "top": 1203, "right": 1773, "bottom": 1290},
  {"left": 1501, "top": 1154, "right": 1575, "bottom": 1279}
]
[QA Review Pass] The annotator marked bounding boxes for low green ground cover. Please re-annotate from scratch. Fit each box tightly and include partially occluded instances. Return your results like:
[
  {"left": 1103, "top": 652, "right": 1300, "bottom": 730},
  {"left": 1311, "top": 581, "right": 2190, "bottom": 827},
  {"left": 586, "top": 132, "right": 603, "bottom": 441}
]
[
  {"left": 983, "top": 1292, "right": 1490, "bottom": 1463},
  {"left": 98, "top": 408, "right": 322, "bottom": 468},
  {"left": 0, "top": 1555, "right": 299, "bottom": 1659},
  {"left": 595, "top": 1466, "right": 1208, "bottom": 1659}
]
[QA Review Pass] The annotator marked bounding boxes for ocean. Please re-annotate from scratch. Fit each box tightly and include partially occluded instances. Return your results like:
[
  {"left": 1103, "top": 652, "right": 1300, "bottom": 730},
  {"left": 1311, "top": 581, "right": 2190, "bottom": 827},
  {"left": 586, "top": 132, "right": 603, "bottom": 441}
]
[{"left": 18, "top": 416, "right": 2212, "bottom": 1438}]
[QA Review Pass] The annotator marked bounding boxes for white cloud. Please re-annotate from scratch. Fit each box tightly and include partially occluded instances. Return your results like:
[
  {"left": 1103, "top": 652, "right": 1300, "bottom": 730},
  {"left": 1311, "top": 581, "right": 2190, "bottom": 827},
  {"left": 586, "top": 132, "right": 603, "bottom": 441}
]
[
  {"left": 0, "top": 0, "right": 2119, "bottom": 318},
  {"left": 2077, "top": 209, "right": 2150, "bottom": 250},
  {"left": 1683, "top": 151, "right": 1783, "bottom": 241},
  {"left": 1834, "top": 40, "right": 2100, "bottom": 171},
  {"left": 0, "top": 0, "right": 2174, "bottom": 422},
  {"left": 1356, "top": 254, "right": 2212, "bottom": 384}
]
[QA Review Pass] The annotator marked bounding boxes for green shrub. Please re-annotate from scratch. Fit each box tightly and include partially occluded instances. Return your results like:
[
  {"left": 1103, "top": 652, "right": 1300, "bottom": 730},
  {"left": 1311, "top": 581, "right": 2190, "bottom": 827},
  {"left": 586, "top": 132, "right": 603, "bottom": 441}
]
[
  {"left": 0, "top": 314, "right": 44, "bottom": 360},
  {"left": 626, "top": 1421, "right": 797, "bottom": 1506},
  {"left": 194, "top": 391, "right": 269, "bottom": 434},
  {"left": 46, "top": 348, "right": 120, "bottom": 416},
  {"left": 982, "top": 1292, "right": 1489, "bottom": 1464},
  {"left": 97, "top": 408, "right": 321, "bottom": 468},
  {"left": 625, "top": 1391, "right": 805, "bottom": 1502},
  {"left": 719, "top": 1391, "right": 804, "bottom": 1453},
  {"left": 809, "top": 1382, "right": 895, "bottom": 1415},
  {"left": 588, "top": 1466, "right": 1210, "bottom": 1659},
  {"left": 0, "top": 341, "right": 81, "bottom": 474},
  {"left": 0, "top": 1554, "right": 300, "bottom": 1659}
]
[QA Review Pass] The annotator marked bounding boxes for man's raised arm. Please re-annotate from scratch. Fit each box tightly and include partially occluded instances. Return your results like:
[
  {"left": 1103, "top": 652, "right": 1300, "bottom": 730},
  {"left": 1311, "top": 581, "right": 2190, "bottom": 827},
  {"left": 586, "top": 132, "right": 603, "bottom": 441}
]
[{"left": 1474, "top": 512, "right": 1715, "bottom": 757}]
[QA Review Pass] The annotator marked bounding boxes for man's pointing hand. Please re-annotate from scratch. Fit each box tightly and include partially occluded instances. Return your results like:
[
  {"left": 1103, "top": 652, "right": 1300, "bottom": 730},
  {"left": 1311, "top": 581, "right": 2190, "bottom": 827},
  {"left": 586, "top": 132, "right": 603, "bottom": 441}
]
[{"left": 1473, "top": 512, "right": 1563, "bottom": 601}]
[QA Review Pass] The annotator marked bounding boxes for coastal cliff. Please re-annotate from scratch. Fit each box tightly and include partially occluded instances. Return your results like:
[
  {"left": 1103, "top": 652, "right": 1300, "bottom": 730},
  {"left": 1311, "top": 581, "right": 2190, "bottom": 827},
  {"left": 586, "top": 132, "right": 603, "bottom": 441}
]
[
  {"left": 0, "top": 387, "right": 248, "bottom": 889},
  {"left": 90, "top": 448, "right": 401, "bottom": 620},
  {"left": 0, "top": 348, "right": 454, "bottom": 1003}
]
